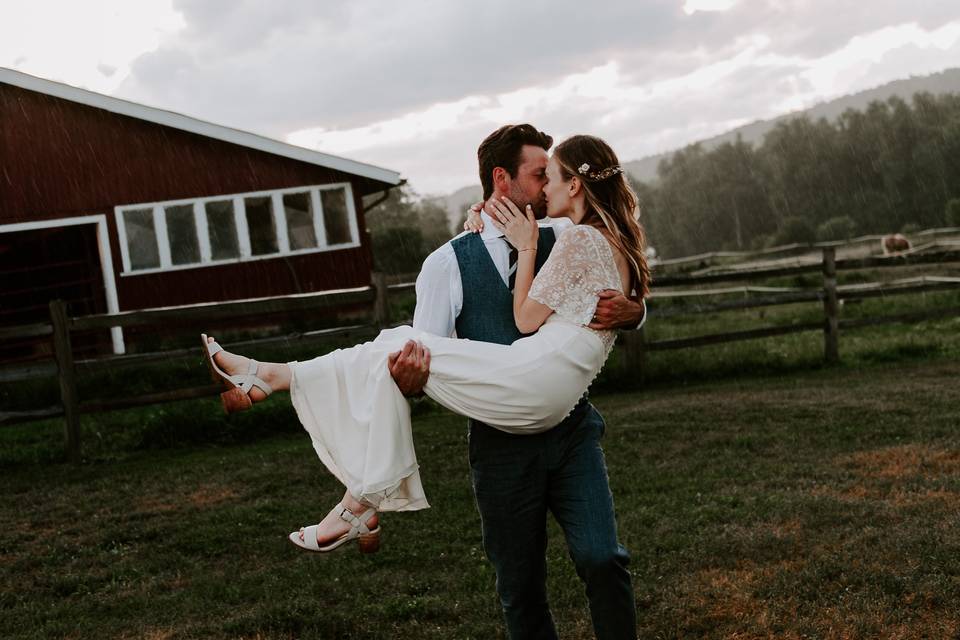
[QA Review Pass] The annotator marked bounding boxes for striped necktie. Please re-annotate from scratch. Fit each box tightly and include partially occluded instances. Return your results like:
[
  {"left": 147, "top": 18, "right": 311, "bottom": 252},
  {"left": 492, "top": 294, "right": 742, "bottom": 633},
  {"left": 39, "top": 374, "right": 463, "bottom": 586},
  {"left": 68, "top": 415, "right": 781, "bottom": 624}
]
[{"left": 503, "top": 238, "right": 518, "bottom": 291}]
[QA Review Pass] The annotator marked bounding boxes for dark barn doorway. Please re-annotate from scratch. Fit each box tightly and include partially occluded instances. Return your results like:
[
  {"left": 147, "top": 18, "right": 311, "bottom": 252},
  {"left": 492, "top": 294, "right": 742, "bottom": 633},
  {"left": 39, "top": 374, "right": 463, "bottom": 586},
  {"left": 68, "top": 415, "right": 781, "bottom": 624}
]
[{"left": 0, "top": 223, "right": 110, "bottom": 362}]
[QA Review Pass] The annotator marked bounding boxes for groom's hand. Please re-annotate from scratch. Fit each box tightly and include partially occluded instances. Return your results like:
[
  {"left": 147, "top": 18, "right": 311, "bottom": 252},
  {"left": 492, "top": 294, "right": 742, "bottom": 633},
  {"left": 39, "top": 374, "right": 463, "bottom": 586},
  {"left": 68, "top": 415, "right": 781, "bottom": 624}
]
[
  {"left": 589, "top": 290, "right": 645, "bottom": 330},
  {"left": 388, "top": 340, "right": 431, "bottom": 397}
]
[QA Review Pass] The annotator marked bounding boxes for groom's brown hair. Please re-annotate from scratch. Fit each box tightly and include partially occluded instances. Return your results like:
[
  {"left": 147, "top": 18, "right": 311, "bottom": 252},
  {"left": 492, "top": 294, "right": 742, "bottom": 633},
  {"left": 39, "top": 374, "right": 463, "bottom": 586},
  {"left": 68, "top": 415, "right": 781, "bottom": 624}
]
[{"left": 477, "top": 124, "right": 553, "bottom": 200}]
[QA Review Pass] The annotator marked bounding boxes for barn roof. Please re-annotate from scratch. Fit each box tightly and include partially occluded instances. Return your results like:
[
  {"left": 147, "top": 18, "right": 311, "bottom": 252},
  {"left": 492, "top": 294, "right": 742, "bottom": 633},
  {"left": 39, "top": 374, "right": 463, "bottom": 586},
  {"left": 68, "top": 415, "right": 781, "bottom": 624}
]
[{"left": 0, "top": 67, "right": 402, "bottom": 188}]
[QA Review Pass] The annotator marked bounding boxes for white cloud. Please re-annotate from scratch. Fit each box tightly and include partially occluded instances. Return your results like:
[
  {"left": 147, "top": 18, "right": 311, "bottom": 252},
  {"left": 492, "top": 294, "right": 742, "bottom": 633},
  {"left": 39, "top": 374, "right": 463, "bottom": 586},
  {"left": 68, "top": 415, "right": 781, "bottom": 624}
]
[
  {"left": 683, "top": 0, "right": 739, "bottom": 16},
  {"left": 3, "top": 1, "right": 960, "bottom": 195},
  {"left": 291, "top": 16, "right": 960, "bottom": 193},
  {"left": 793, "top": 21, "right": 960, "bottom": 109},
  {"left": 0, "top": 0, "right": 185, "bottom": 93}
]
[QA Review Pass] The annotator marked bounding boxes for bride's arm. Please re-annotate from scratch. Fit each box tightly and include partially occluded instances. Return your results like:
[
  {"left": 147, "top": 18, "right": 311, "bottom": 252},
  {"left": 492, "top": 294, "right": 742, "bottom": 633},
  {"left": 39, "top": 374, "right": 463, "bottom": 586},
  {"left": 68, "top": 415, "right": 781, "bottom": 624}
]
[
  {"left": 511, "top": 241, "right": 554, "bottom": 334},
  {"left": 487, "top": 197, "right": 554, "bottom": 333}
]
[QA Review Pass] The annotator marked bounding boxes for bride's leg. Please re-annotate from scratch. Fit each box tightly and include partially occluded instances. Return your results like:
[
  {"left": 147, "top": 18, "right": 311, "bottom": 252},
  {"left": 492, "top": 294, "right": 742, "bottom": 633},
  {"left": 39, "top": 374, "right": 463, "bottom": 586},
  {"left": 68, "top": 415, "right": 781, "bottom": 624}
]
[
  {"left": 296, "top": 488, "right": 380, "bottom": 545},
  {"left": 206, "top": 336, "right": 292, "bottom": 402}
]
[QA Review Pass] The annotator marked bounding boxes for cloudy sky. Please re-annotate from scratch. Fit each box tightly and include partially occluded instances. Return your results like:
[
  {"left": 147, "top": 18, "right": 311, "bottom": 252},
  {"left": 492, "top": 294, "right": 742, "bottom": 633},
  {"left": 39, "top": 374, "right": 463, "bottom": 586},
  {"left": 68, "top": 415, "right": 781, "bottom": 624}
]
[{"left": 3, "top": 1, "right": 960, "bottom": 195}]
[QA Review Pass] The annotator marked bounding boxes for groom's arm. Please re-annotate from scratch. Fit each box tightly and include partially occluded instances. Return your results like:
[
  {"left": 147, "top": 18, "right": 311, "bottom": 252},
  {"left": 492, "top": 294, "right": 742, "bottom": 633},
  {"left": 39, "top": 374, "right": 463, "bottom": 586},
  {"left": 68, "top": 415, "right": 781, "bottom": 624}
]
[
  {"left": 412, "top": 248, "right": 460, "bottom": 337},
  {"left": 389, "top": 247, "right": 460, "bottom": 396},
  {"left": 388, "top": 340, "right": 431, "bottom": 397},
  {"left": 588, "top": 294, "right": 647, "bottom": 331}
]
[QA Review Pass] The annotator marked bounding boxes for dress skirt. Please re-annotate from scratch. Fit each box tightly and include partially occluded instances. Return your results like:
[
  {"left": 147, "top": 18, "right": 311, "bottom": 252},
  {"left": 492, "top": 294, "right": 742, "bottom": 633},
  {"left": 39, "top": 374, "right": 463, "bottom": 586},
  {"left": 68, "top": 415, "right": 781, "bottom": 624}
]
[{"left": 289, "top": 317, "right": 606, "bottom": 512}]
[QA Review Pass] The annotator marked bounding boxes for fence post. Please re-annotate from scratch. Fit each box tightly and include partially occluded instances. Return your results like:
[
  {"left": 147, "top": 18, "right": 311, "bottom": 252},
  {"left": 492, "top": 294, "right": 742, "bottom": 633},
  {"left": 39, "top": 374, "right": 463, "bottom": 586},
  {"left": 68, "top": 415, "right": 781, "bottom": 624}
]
[
  {"left": 821, "top": 248, "right": 840, "bottom": 363},
  {"left": 49, "top": 299, "right": 81, "bottom": 463},
  {"left": 372, "top": 271, "right": 391, "bottom": 328}
]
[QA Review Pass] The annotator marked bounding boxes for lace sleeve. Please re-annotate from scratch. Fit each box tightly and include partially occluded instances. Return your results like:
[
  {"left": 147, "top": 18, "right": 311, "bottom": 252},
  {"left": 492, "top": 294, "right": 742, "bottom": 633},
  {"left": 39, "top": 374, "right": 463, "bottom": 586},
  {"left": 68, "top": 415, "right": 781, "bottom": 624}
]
[{"left": 528, "top": 225, "right": 613, "bottom": 325}]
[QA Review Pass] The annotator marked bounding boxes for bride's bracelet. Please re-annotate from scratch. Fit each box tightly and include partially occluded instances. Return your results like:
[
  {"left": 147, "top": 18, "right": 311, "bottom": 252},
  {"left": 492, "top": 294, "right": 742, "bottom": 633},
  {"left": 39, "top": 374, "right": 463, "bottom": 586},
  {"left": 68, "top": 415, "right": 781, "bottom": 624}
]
[{"left": 519, "top": 247, "right": 537, "bottom": 253}]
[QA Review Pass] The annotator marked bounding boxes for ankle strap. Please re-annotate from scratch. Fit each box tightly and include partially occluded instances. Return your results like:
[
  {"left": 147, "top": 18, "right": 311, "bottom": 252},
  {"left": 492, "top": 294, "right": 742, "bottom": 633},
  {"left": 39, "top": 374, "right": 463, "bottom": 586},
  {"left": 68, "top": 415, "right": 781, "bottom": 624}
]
[
  {"left": 239, "top": 359, "right": 272, "bottom": 396},
  {"left": 335, "top": 503, "right": 375, "bottom": 534}
]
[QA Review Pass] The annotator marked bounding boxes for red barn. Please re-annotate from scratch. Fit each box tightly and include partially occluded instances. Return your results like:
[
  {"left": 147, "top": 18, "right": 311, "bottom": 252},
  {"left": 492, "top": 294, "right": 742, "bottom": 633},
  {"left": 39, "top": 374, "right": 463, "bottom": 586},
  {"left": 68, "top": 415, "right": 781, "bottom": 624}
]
[{"left": 0, "top": 68, "right": 402, "bottom": 357}]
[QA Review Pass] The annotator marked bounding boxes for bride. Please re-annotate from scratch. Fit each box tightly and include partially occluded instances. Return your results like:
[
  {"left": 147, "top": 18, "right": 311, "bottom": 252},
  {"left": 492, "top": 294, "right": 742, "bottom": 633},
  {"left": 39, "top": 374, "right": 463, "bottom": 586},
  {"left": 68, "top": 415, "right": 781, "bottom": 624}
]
[{"left": 201, "top": 134, "right": 651, "bottom": 554}]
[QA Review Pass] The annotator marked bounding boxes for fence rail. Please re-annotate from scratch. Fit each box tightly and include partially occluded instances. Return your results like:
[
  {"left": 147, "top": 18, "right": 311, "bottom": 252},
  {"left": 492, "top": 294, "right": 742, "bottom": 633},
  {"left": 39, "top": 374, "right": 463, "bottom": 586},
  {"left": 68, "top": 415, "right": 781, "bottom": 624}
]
[
  {"left": 71, "top": 286, "right": 376, "bottom": 331},
  {"left": 654, "top": 226, "right": 960, "bottom": 270},
  {"left": 3, "top": 246, "right": 960, "bottom": 461},
  {"left": 654, "top": 249, "right": 960, "bottom": 287}
]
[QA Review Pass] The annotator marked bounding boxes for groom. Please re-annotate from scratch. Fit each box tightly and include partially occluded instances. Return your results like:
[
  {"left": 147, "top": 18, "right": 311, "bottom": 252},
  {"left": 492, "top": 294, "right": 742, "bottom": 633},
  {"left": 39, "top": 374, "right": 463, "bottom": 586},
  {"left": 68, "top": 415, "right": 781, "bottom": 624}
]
[{"left": 388, "top": 124, "right": 646, "bottom": 639}]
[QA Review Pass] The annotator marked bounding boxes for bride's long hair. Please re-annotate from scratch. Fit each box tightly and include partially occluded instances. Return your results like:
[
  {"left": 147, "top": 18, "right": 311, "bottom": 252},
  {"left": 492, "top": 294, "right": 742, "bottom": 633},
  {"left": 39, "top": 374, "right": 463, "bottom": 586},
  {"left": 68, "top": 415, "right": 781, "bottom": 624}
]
[{"left": 553, "top": 135, "right": 652, "bottom": 298}]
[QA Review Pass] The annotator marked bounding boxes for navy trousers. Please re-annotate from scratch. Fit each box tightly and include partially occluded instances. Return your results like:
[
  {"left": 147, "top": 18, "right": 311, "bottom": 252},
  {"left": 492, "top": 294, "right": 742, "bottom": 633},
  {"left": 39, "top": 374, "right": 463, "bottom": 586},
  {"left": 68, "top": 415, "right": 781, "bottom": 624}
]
[{"left": 468, "top": 402, "right": 637, "bottom": 639}]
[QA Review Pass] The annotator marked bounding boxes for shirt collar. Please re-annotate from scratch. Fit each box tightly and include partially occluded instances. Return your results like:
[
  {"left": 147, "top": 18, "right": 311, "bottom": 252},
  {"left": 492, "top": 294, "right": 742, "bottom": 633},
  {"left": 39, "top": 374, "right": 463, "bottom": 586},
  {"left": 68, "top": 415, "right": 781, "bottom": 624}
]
[{"left": 479, "top": 211, "right": 504, "bottom": 240}]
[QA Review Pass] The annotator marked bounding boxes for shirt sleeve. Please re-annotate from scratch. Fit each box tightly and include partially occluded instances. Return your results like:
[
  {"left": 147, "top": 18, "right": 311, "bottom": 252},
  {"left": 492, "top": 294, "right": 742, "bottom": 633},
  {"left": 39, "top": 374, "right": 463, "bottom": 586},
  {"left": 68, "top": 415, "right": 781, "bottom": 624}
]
[
  {"left": 413, "top": 245, "right": 461, "bottom": 337},
  {"left": 634, "top": 298, "right": 648, "bottom": 330}
]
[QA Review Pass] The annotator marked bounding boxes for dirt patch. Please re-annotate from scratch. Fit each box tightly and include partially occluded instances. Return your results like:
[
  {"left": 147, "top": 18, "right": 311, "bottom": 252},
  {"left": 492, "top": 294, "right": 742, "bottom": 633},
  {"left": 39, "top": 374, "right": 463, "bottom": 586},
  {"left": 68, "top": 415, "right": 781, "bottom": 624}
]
[
  {"left": 889, "top": 487, "right": 960, "bottom": 507},
  {"left": 810, "top": 444, "right": 960, "bottom": 507},
  {"left": 685, "top": 560, "right": 805, "bottom": 636},
  {"left": 810, "top": 607, "right": 959, "bottom": 640},
  {"left": 843, "top": 444, "right": 960, "bottom": 479},
  {"left": 687, "top": 561, "right": 960, "bottom": 639},
  {"left": 135, "top": 497, "right": 178, "bottom": 513},
  {"left": 134, "top": 483, "right": 240, "bottom": 514},
  {"left": 811, "top": 482, "right": 960, "bottom": 507},
  {"left": 186, "top": 484, "right": 239, "bottom": 508},
  {"left": 809, "top": 482, "right": 870, "bottom": 502}
]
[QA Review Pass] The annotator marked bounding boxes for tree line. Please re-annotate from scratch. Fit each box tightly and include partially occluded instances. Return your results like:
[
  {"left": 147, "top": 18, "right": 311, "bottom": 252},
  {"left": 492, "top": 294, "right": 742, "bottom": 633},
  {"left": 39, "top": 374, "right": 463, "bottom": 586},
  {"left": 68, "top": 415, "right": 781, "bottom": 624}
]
[
  {"left": 364, "top": 186, "right": 452, "bottom": 275},
  {"left": 633, "top": 91, "right": 960, "bottom": 258}
]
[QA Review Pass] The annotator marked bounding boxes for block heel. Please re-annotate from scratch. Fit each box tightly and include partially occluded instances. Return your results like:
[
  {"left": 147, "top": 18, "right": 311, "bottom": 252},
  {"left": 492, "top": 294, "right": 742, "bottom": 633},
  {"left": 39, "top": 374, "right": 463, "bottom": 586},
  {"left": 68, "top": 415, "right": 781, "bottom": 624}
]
[{"left": 357, "top": 530, "right": 381, "bottom": 554}]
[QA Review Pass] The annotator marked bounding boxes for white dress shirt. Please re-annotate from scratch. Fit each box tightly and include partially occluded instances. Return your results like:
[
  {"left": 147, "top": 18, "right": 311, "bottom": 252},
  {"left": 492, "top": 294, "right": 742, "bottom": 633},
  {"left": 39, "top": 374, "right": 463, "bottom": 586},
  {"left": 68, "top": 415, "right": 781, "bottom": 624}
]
[{"left": 412, "top": 212, "right": 646, "bottom": 337}]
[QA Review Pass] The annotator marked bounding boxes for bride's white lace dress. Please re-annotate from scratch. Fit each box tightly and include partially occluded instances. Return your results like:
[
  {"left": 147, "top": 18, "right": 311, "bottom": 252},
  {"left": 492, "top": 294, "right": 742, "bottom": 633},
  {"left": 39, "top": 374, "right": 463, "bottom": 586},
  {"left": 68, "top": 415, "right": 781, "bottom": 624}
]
[{"left": 289, "top": 224, "right": 623, "bottom": 512}]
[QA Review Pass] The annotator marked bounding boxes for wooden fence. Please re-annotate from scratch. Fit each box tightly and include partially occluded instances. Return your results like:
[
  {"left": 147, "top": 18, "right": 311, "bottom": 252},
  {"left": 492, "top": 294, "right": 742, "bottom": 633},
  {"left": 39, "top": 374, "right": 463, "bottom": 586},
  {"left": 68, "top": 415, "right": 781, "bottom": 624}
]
[
  {"left": 642, "top": 249, "right": 960, "bottom": 352},
  {"left": 654, "top": 226, "right": 960, "bottom": 271},
  {"left": 3, "top": 248, "right": 960, "bottom": 462}
]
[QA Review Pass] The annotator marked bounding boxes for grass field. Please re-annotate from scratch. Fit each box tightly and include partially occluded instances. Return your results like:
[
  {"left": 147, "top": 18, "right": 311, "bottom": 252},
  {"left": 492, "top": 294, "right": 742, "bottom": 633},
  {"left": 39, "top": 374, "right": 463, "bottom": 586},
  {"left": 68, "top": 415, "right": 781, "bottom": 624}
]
[{"left": 2, "top": 348, "right": 959, "bottom": 638}]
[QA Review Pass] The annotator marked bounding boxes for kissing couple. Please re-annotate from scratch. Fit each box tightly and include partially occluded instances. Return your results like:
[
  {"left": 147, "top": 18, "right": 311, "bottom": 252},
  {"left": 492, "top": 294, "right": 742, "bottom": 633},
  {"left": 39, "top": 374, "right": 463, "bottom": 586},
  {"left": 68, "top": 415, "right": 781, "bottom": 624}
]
[{"left": 203, "top": 124, "right": 649, "bottom": 638}]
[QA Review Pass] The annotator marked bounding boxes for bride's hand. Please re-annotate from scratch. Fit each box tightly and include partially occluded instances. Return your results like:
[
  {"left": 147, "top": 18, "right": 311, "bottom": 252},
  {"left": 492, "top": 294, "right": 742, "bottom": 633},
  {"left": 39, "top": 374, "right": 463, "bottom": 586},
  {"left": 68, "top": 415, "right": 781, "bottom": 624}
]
[
  {"left": 488, "top": 196, "right": 538, "bottom": 250},
  {"left": 463, "top": 201, "right": 484, "bottom": 233}
]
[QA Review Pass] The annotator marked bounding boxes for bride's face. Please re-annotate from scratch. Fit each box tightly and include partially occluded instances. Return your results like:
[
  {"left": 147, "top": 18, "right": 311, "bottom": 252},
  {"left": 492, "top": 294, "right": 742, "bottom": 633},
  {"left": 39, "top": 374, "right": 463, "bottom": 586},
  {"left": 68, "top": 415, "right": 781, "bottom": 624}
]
[{"left": 543, "top": 156, "right": 572, "bottom": 218}]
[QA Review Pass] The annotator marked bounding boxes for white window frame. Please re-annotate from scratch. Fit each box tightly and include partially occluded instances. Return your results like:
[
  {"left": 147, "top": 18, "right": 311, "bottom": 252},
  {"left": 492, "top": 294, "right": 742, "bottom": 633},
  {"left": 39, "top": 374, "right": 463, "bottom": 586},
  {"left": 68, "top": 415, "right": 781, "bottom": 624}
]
[{"left": 114, "top": 182, "right": 360, "bottom": 276}]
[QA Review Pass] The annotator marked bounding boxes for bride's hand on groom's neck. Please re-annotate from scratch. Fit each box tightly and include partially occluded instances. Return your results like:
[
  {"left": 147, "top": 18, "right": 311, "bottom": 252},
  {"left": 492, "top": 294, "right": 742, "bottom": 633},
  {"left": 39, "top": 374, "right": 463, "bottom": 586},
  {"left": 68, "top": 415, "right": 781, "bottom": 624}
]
[{"left": 487, "top": 196, "right": 538, "bottom": 251}]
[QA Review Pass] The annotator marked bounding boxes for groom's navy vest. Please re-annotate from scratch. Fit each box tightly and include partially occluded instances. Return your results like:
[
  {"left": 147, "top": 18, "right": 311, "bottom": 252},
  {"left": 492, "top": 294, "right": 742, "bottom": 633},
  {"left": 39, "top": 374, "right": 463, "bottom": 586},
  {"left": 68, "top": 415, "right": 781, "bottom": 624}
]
[
  {"left": 451, "top": 228, "right": 556, "bottom": 344},
  {"left": 450, "top": 227, "right": 590, "bottom": 431}
]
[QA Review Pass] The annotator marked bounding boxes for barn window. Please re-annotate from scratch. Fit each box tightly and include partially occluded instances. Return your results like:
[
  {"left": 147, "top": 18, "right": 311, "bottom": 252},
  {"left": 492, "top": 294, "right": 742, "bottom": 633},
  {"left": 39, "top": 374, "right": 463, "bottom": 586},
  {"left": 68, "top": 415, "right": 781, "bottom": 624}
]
[
  {"left": 244, "top": 196, "right": 279, "bottom": 256},
  {"left": 283, "top": 192, "right": 318, "bottom": 250},
  {"left": 122, "top": 208, "right": 161, "bottom": 270},
  {"left": 165, "top": 204, "right": 201, "bottom": 265},
  {"left": 115, "top": 182, "right": 359, "bottom": 274},
  {"left": 321, "top": 188, "right": 352, "bottom": 245},
  {"left": 205, "top": 200, "right": 240, "bottom": 260}
]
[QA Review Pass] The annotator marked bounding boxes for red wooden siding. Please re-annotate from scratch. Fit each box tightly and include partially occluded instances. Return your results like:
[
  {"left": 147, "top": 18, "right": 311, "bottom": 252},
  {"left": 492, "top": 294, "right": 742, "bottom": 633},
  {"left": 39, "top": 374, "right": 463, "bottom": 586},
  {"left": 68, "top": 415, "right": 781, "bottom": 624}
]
[{"left": 0, "top": 82, "right": 394, "bottom": 310}]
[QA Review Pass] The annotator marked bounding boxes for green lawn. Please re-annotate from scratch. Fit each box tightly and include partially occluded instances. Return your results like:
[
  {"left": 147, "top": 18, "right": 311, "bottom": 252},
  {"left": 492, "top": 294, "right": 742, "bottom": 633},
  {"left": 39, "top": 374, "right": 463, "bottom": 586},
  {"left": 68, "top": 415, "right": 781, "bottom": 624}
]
[{"left": 2, "top": 355, "right": 959, "bottom": 638}]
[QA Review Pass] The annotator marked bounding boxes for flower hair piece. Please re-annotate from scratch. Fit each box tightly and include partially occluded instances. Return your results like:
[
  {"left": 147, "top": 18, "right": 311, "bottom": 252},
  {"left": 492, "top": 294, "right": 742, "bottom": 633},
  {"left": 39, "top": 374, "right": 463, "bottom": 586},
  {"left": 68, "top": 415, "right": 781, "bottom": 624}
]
[{"left": 577, "top": 162, "right": 623, "bottom": 182}]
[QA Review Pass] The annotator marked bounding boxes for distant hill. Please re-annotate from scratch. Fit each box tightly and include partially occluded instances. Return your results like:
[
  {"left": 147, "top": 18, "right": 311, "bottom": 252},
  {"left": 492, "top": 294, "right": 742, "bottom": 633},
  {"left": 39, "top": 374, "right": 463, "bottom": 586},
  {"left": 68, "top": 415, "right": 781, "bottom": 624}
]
[
  {"left": 428, "top": 184, "right": 483, "bottom": 234},
  {"left": 433, "top": 68, "right": 960, "bottom": 228},
  {"left": 624, "top": 67, "right": 960, "bottom": 183}
]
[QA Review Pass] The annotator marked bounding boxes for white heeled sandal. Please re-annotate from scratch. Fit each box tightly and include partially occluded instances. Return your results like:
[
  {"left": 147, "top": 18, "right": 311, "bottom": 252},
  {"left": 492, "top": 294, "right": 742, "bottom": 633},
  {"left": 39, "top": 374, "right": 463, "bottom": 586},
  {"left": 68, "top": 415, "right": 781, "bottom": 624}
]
[
  {"left": 201, "top": 334, "right": 273, "bottom": 413},
  {"left": 288, "top": 503, "right": 381, "bottom": 554}
]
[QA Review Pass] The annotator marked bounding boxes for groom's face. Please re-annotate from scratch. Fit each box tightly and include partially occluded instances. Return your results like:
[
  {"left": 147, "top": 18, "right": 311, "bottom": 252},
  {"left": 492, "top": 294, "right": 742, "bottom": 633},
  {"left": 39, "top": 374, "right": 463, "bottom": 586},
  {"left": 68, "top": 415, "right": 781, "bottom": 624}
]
[{"left": 506, "top": 145, "right": 549, "bottom": 219}]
